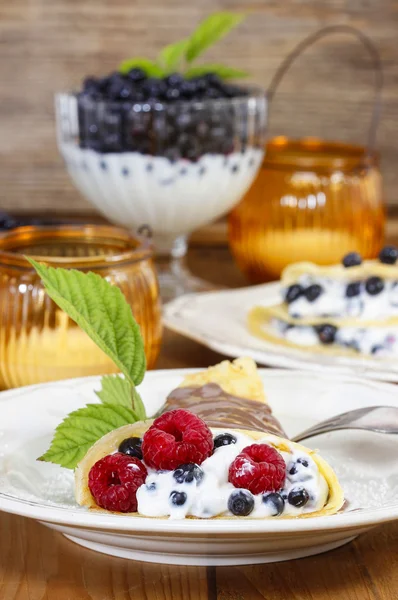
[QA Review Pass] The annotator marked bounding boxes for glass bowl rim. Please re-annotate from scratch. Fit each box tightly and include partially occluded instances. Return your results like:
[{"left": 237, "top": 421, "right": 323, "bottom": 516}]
[
  {"left": 0, "top": 224, "right": 154, "bottom": 270},
  {"left": 55, "top": 85, "right": 266, "bottom": 112}
]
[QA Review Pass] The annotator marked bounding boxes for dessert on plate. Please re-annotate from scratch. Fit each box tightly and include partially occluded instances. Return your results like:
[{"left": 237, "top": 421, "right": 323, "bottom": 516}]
[
  {"left": 29, "top": 260, "right": 343, "bottom": 522},
  {"left": 74, "top": 360, "right": 343, "bottom": 520},
  {"left": 248, "top": 246, "right": 398, "bottom": 359}
]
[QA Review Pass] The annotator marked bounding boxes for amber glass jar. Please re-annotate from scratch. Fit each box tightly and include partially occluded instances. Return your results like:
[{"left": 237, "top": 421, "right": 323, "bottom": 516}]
[
  {"left": 0, "top": 225, "right": 162, "bottom": 389},
  {"left": 228, "top": 137, "right": 385, "bottom": 282}
]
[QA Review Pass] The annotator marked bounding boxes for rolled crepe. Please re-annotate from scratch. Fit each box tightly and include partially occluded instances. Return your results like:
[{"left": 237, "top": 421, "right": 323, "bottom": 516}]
[
  {"left": 248, "top": 259, "right": 398, "bottom": 356},
  {"left": 75, "top": 421, "right": 344, "bottom": 519},
  {"left": 163, "top": 357, "right": 287, "bottom": 436}
]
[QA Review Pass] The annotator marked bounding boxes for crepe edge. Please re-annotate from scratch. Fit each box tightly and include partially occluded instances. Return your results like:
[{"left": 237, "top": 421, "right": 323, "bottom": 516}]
[{"left": 248, "top": 305, "right": 398, "bottom": 359}]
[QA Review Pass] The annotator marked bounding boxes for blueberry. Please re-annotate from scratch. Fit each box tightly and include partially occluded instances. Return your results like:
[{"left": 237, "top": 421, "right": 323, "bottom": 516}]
[
  {"left": 191, "top": 76, "right": 208, "bottom": 93},
  {"left": 304, "top": 284, "right": 323, "bottom": 302},
  {"left": 170, "top": 491, "right": 188, "bottom": 506},
  {"left": 173, "top": 463, "right": 204, "bottom": 485},
  {"left": 204, "top": 87, "right": 222, "bottom": 99},
  {"left": 315, "top": 323, "right": 337, "bottom": 345},
  {"left": 165, "top": 87, "right": 181, "bottom": 101},
  {"left": 346, "top": 281, "right": 361, "bottom": 298},
  {"left": 127, "top": 67, "right": 146, "bottom": 83},
  {"left": 214, "top": 433, "right": 237, "bottom": 449},
  {"left": 285, "top": 284, "right": 303, "bottom": 304},
  {"left": 288, "top": 487, "right": 309, "bottom": 508},
  {"left": 180, "top": 80, "right": 197, "bottom": 99},
  {"left": 228, "top": 490, "right": 255, "bottom": 516},
  {"left": 365, "top": 276, "right": 384, "bottom": 296},
  {"left": 83, "top": 76, "right": 100, "bottom": 94},
  {"left": 204, "top": 73, "right": 221, "bottom": 86},
  {"left": 371, "top": 344, "right": 384, "bottom": 355},
  {"left": 165, "top": 73, "right": 184, "bottom": 88},
  {"left": 342, "top": 252, "right": 362, "bottom": 268},
  {"left": 262, "top": 492, "right": 285, "bottom": 516},
  {"left": 379, "top": 245, "right": 398, "bottom": 265},
  {"left": 118, "top": 437, "right": 143, "bottom": 459}
]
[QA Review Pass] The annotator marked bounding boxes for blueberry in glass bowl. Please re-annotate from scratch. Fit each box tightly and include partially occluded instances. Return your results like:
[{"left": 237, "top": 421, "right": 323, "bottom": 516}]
[{"left": 55, "top": 12, "right": 267, "bottom": 301}]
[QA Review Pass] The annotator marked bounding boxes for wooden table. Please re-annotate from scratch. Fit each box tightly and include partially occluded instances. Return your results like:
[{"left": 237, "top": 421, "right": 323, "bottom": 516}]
[{"left": 1, "top": 244, "right": 397, "bottom": 600}]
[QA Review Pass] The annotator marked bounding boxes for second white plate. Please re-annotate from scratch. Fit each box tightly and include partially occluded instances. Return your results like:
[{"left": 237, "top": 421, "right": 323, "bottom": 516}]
[{"left": 164, "top": 283, "right": 398, "bottom": 382}]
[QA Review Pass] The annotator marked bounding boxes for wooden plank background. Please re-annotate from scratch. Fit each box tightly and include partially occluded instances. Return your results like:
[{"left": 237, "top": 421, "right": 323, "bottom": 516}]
[{"left": 0, "top": 0, "right": 397, "bottom": 216}]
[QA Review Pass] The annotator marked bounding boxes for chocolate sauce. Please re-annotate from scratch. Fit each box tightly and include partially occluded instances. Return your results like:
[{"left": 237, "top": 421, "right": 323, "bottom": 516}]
[{"left": 164, "top": 383, "right": 286, "bottom": 437}]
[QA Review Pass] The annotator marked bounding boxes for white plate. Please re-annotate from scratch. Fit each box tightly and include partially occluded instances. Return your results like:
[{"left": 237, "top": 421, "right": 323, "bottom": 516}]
[
  {"left": 164, "top": 284, "right": 398, "bottom": 382},
  {"left": 0, "top": 370, "right": 397, "bottom": 566}
]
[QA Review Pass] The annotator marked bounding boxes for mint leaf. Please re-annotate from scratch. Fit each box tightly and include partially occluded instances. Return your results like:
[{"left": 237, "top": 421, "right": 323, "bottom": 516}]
[
  {"left": 39, "top": 403, "right": 137, "bottom": 469},
  {"left": 186, "top": 12, "right": 245, "bottom": 63},
  {"left": 133, "top": 387, "right": 146, "bottom": 421},
  {"left": 185, "top": 64, "right": 248, "bottom": 80},
  {"left": 96, "top": 374, "right": 135, "bottom": 411},
  {"left": 119, "top": 57, "right": 164, "bottom": 77},
  {"left": 28, "top": 259, "right": 146, "bottom": 387},
  {"left": 96, "top": 374, "right": 147, "bottom": 421},
  {"left": 158, "top": 39, "right": 189, "bottom": 73}
]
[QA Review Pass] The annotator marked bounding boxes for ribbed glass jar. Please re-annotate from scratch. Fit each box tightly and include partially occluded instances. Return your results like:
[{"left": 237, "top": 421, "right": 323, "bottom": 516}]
[
  {"left": 228, "top": 137, "right": 385, "bottom": 282},
  {"left": 0, "top": 225, "right": 162, "bottom": 389}
]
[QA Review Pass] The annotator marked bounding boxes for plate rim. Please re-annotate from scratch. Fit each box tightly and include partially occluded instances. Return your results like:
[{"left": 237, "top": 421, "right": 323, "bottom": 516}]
[{"left": 0, "top": 369, "right": 397, "bottom": 535}]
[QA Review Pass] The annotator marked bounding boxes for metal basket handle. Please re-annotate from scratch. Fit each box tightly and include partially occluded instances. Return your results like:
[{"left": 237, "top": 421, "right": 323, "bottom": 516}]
[{"left": 267, "top": 25, "right": 383, "bottom": 151}]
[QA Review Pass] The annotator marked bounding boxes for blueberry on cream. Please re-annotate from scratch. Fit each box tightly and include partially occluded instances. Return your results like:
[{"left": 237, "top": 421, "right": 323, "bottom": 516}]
[
  {"left": 214, "top": 433, "right": 237, "bottom": 448},
  {"left": 228, "top": 489, "right": 255, "bottom": 516},
  {"left": 262, "top": 492, "right": 285, "bottom": 516}
]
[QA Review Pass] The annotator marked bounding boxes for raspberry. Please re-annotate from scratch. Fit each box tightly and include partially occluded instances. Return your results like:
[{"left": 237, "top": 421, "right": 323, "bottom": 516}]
[
  {"left": 228, "top": 444, "right": 286, "bottom": 495},
  {"left": 142, "top": 409, "right": 213, "bottom": 470},
  {"left": 88, "top": 453, "right": 147, "bottom": 512}
]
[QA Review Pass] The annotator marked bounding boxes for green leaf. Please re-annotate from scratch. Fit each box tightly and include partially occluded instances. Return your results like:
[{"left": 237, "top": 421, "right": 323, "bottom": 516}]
[
  {"left": 185, "top": 12, "right": 245, "bottom": 63},
  {"left": 38, "top": 403, "right": 137, "bottom": 469},
  {"left": 96, "top": 374, "right": 136, "bottom": 412},
  {"left": 28, "top": 259, "right": 146, "bottom": 387},
  {"left": 158, "top": 39, "right": 189, "bottom": 73},
  {"left": 96, "top": 374, "right": 147, "bottom": 421},
  {"left": 133, "top": 387, "right": 146, "bottom": 421},
  {"left": 119, "top": 57, "right": 164, "bottom": 77},
  {"left": 185, "top": 63, "right": 249, "bottom": 80}
]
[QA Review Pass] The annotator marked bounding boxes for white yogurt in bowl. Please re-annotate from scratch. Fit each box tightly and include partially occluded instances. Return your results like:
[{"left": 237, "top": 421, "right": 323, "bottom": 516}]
[{"left": 60, "top": 142, "right": 263, "bottom": 250}]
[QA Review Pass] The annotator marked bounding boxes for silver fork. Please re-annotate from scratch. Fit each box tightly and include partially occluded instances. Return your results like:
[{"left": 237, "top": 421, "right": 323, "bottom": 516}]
[{"left": 292, "top": 406, "right": 398, "bottom": 442}]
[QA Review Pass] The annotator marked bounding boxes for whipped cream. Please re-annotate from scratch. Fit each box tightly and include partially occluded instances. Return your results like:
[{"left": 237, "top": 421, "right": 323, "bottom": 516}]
[
  {"left": 285, "top": 276, "right": 398, "bottom": 321},
  {"left": 271, "top": 318, "right": 398, "bottom": 357},
  {"left": 136, "top": 431, "right": 328, "bottom": 520}
]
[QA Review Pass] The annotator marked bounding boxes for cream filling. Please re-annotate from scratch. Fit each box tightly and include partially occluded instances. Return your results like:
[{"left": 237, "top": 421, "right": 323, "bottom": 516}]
[
  {"left": 285, "top": 276, "right": 398, "bottom": 321},
  {"left": 136, "top": 432, "right": 328, "bottom": 520},
  {"left": 272, "top": 318, "right": 398, "bottom": 357}
]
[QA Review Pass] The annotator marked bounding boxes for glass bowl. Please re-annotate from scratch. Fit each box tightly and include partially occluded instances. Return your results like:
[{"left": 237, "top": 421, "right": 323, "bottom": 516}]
[
  {"left": 0, "top": 225, "right": 162, "bottom": 389},
  {"left": 228, "top": 136, "right": 385, "bottom": 282},
  {"left": 56, "top": 90, "right": 267, "bottom": 301}
]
